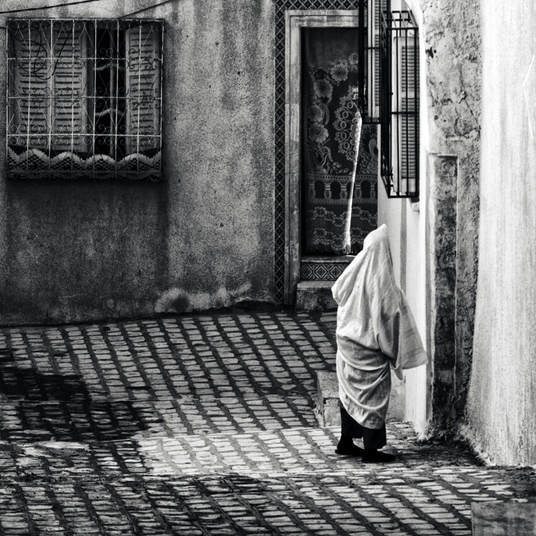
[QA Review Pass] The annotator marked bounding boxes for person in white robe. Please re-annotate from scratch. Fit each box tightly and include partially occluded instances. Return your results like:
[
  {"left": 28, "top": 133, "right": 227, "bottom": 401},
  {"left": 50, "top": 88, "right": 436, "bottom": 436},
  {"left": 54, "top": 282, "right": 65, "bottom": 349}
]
[{"left": 332, "top": 224, "right": 427, "bottom": 462}]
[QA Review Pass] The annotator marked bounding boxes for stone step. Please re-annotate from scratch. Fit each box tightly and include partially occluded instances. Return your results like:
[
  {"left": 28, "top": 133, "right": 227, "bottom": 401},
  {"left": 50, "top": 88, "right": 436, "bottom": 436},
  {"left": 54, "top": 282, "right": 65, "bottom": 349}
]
[
  {"left": 315, "top": 370, "right": 340, "bottom": 427},
  {"left": 315, "top": 370, "right": 405, "bottom": 427},
  {"left": 295, "top": 281, "right": 337, "bottom": 312}
]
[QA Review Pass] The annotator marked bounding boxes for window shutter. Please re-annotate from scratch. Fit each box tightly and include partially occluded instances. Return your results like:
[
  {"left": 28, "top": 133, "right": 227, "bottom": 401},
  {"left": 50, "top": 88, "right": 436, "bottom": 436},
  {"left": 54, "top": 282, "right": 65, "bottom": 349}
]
[
  {"left": 9, "top": 21, "right": 88, "bottom": 153},
  {"left": 367, "top": 0, "right": 389, "bottom": 120},
  {"left": 52, "top": 21, "right": 88, "bottom": 152},
  {"left": 378, "top": 9, "right": 419, "bottom": 198},
  {"left": 393, "top": 32, "right": 418, "bottom": 195},
  {"left": 9, "top": 21, "right": 50, "bottom": 149},
  {"left": 125, "top": 23, "right": 161, "bottom": 153}
]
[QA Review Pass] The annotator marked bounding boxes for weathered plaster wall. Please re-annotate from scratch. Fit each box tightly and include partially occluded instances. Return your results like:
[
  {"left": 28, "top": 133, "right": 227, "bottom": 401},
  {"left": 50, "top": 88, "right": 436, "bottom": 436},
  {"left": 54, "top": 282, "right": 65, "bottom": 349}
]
[
  {"left": 394, "top": 0, "right": 481, "bottom": 432},
  {"left": 0, "top": 0, "right": 275, "bottom": 324},
  {"left": 161, "top": 0, "right": 274, "bottom": 314},
  {"left": 0, "top": 182, "right": 167, "bottom": 323},
  {"left": 427, "top": 155, "right": 457, "bottom": 429},
  {"left": 379, "top": 0, "right": 480, "bottom": 434},
  {"left": 420, "top": 0, "right": 480, "bottom": 429},
  {"left": 465, "top": 0, "right": 536, "bottom": 465}
]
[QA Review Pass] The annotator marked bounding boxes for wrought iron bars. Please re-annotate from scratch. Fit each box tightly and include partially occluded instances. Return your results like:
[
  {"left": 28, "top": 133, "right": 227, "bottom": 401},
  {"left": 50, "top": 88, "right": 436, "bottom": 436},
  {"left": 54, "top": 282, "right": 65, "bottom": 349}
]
[
  {"left": 379, "top": 9, "right": 419, "bottom": 198},
  {"left": 6, "top": 19, "right": 163, "bottom": 180},
  {"left": 366, "top": 0, "right": 390, "bottom": 121}
]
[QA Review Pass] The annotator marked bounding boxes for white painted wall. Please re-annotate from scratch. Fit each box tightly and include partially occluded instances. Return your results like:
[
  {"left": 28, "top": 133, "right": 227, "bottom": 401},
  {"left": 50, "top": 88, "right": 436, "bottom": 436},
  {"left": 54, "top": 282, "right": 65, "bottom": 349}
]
[
  {"left": 464, "top": 0, "right": 536, "bottom": 465},
  {"left": 377, "top": 0, "right": 429, "bottom": 435},
  {"left": 378, "top": 193, "right": 428, "bottom": 434}
]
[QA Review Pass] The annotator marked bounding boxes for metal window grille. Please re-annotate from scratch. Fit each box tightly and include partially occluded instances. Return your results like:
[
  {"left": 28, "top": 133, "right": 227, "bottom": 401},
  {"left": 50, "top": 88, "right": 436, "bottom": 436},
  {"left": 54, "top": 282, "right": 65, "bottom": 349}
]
[
  {"left": 6, "top": 19, "right": 163, "bottom": 180},
  {"left": 379, "top": 8, "right": 419, "bottom": 198},
  {"left": 366, "top": 0, "right": 389, "bottom": 122}
]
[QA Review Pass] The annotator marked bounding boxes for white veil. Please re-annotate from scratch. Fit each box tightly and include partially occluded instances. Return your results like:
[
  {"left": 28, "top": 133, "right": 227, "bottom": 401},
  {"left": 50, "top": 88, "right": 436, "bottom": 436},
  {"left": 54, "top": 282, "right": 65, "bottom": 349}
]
[{"left": 332, "top": 225, "right": 427, "bottom": 376}]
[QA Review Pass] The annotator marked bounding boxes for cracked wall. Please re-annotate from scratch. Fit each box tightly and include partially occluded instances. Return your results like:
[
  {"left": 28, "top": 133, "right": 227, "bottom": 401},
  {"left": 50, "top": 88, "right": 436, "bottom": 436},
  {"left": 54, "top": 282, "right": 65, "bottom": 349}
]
[
  {"left": 423, "top": 0, "right": 481, "bottom": 429},
  {"left": 404, "top": 0, "right": 481, "bottom": 431},
  {"left": 0, "top": 0, "right": 275, "bottom": 324}
]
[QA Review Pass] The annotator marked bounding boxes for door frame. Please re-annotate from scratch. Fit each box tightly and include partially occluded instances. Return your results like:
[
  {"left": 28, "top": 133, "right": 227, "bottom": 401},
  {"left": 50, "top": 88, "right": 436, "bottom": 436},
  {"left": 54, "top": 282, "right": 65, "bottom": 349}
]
[{"left": 284, "top": 10, "right": 361, "bottom": 304}]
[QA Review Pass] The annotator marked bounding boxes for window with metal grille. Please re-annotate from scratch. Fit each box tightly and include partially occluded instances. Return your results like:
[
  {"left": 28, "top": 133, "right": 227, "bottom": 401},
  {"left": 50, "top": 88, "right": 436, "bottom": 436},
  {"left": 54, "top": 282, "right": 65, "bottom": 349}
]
[
  {"left": 367, "top": 3, "right": 419, "bottom": 198},
  {"left": 366, "top": 0, "right": 389, "bottom": 122},
  {"left": 7, "top": 19, "right": 163, "bottom": 180}
]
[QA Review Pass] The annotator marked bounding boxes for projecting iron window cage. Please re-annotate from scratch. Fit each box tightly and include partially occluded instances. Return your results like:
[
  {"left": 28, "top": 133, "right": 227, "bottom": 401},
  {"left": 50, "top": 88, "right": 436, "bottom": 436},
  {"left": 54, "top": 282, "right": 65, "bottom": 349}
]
[
  {"left": 377, "top": 7, "right": 419, "bottom": 198},
  {"left": 6, "top": 19, "right": 163, "bottom": 180}
]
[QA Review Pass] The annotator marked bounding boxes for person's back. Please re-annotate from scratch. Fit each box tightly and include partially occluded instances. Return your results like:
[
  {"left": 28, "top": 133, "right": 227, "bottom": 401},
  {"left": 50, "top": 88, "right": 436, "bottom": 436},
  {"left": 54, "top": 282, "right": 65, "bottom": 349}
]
[{"left": 332, "top": 225, "right": 427, "bottom": 462}]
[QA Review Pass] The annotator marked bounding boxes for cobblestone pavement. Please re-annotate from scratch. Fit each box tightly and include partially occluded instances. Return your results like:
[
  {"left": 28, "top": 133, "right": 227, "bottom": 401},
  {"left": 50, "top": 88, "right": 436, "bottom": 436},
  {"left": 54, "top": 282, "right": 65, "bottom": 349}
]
[{"left": 0, "top": 310, "right": 534, "bottom": 535}]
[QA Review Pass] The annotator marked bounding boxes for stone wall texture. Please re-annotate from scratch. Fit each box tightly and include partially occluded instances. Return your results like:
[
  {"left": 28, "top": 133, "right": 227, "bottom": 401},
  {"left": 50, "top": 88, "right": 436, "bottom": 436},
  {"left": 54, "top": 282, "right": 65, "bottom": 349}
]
[
  {"left": 465, "top": 0, "right": 536, "bottom": 465},
  {"left": 428, "top": 155, "right": 457, "bottom": 429},
  {"left": 408, "top": 0, "right": 481, "bottom": 429},
  {"left": 0, "top": 0, "right": 275, "bottom": 324}
]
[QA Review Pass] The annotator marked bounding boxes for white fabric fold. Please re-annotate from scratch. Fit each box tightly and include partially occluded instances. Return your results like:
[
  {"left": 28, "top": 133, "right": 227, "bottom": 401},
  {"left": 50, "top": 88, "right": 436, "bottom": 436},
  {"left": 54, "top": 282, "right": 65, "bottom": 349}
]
[{"left": 332, "top": 224, "right": 427, "bottom": 429}]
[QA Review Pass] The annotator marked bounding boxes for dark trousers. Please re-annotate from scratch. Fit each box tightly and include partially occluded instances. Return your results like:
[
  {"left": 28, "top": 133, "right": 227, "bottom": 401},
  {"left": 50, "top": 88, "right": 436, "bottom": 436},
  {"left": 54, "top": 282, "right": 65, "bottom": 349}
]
[{"left": 340, "top": 403, "right": 386, "bottom": 450}]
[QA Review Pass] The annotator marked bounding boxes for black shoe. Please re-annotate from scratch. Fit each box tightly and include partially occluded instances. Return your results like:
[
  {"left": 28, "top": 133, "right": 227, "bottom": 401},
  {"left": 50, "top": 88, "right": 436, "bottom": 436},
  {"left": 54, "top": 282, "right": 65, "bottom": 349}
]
[
  {"left": 362, "top": 449, "right": 396, "bottom": 463},
  {"left": 335, "top": 443, "right": 364, "bottom": 457}
]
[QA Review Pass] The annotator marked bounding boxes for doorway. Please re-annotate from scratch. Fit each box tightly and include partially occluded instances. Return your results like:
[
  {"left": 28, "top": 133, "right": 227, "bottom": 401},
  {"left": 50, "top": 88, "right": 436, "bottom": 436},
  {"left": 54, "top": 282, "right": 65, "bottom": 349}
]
[{"left": 284, "top": 11, "right": 378, "bottom": 303}]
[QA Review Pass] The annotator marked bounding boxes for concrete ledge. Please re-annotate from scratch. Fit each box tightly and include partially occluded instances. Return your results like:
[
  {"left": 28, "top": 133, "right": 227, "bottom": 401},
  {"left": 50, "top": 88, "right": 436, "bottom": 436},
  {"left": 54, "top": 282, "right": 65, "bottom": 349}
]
[
  {"left": 315, "top": 370, "right": 340, "bottom": 427},
  {"left": 472, "top": 501, "right": 536, "bottom": 536},
  {"left": 315, "top": 370, "right": 405, "bottom": 427},
  {"left": 296, "top": 281, "right": 337, "bottom": 312}
]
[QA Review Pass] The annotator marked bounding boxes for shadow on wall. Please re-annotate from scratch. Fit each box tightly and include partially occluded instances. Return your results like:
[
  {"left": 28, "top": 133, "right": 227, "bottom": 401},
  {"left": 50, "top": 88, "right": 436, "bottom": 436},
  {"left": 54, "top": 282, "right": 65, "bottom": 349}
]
[{"left": 0, "top": 347, "right": 159, "bottom": 442}]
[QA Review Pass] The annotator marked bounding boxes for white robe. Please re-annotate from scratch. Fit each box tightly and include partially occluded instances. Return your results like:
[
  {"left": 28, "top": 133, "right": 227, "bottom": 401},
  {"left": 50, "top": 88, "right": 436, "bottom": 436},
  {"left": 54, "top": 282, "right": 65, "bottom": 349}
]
[{"left": 332, "top": 225, "right": 427, "bottom": 429}]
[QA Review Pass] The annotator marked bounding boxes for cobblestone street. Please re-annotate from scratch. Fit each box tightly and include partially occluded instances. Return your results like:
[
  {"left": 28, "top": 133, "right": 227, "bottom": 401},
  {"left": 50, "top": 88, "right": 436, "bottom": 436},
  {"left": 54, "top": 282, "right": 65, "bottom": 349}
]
[{"left": 0, "top": 310, "right": 534, "bottom": 535}]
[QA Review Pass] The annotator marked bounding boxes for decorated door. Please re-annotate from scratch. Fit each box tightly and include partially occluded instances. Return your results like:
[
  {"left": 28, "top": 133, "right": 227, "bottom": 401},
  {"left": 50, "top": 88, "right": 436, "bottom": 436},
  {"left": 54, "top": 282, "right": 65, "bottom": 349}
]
[{"left": 301, "top": 28, "right": 378, "bottom": 255}]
